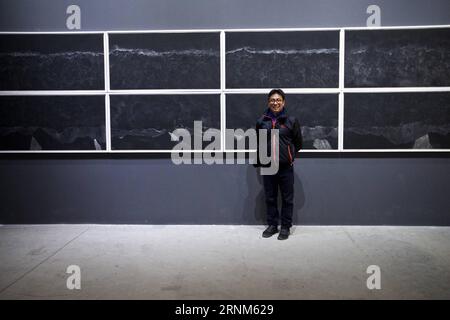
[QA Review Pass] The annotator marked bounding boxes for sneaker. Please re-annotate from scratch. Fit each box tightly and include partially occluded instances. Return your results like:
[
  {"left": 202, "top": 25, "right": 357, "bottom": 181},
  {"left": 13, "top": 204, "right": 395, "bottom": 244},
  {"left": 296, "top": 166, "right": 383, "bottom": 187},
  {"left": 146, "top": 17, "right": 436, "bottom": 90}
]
[
  {"left": 277, "top": 227, "right": 290, "bottom": 240},
  {"left": 262, "top": 225, "right": 279, "bottom": 238}
]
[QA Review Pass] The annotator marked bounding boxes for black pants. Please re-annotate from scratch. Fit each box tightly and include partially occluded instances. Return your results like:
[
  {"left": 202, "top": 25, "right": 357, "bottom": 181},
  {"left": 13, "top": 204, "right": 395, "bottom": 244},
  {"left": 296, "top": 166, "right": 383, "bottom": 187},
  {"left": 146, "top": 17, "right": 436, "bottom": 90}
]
[{"left": 262, "top": 165, "right": 294, "bottom": 228}]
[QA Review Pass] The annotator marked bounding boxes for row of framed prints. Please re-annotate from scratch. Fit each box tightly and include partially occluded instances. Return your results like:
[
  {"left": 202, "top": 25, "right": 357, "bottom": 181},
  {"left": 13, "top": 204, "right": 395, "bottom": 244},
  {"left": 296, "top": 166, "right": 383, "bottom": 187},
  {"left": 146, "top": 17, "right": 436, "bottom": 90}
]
[
  {"left": 1, "top": 92, "right": 449, "bottom": 151},
  {"left": 1, "top": 27, "right": 449, "bottom": 151},
  {"left": 1, "top": 28, "right": 450, "bottom": 89}
]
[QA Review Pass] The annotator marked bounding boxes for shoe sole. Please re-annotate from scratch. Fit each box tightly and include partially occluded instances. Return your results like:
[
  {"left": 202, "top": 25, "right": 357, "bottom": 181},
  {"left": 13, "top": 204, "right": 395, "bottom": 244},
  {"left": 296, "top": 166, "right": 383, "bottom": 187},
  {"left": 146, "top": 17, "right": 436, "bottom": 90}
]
[
  {"left": 277, "top": 232, "right": 290, "bottom": 240},
  {"left": 262, "top": 232, "right": 278, "bottom": 238},
  {"left": 262, "top": 230, "right": 279, "bottom": 238}
]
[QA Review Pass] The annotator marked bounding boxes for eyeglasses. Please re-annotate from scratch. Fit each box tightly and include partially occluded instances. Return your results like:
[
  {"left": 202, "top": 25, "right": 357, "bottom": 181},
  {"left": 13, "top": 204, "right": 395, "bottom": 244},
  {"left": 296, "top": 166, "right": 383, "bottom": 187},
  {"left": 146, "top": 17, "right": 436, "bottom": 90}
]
[{"left": 269, "top": 99, "right": 283, "bottom": 103}]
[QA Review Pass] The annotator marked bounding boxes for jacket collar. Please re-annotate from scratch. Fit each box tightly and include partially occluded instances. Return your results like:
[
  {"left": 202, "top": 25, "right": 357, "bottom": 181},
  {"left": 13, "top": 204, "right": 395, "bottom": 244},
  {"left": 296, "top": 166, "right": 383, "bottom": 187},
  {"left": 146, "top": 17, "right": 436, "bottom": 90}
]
[{"left": 263, "top": 107, "right": 287, "bottom": 120}]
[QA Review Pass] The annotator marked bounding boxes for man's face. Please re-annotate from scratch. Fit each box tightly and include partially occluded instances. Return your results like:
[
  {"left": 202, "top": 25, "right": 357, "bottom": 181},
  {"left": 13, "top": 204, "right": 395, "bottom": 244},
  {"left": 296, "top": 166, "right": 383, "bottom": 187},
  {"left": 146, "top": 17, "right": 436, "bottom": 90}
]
[{"left": 268, "top": 93, "right": 285, "bottom": 114}]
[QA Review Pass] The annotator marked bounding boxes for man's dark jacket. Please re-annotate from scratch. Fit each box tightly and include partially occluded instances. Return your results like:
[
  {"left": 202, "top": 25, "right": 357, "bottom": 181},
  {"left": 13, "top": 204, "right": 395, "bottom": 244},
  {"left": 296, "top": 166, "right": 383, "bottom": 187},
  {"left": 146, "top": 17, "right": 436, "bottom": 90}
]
[{"left": 254, "top": 108, "right": 302, "bottom": 168}]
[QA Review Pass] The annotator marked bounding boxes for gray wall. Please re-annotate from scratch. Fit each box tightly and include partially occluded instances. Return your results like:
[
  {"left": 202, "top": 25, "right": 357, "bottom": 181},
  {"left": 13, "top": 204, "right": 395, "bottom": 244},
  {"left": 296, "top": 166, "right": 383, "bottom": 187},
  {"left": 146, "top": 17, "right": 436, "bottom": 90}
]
[
  {"left": 1, "top": 0, "right": 450, "bottom": 225},
  {"left": 1, "top": 156, "right": 449, "bottom": 225},
  {"left": 1, "top": 0, "right": 450, "bottom": 30}
]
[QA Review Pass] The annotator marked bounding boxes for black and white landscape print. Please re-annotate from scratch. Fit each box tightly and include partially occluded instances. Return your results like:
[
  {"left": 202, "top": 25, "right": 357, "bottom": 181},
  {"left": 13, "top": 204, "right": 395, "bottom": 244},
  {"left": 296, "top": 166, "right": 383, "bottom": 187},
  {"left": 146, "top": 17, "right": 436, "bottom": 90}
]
[
  {"left": 0, "top": 34, "right": 104, "bottom": 90},
  {"left": 345, "top": 28, "right": 450, "bottom": 87},
  {"left": 226, "top": 31, "right": 339, "bottom": 88},
  {"left": 226, "top": 94, "right": 338, "bottom": 150},
  {"left": 344, "top": 92, "right": 450, "bottom": 149},
  {"left": 110, "top": 94, "right": 221, "bottom": 150},
  {"left": 109, "top": 33, "right": 220, "bottom": 89},
  {"left": 0, "top": 96, "right": 106, "bottom": 150}
]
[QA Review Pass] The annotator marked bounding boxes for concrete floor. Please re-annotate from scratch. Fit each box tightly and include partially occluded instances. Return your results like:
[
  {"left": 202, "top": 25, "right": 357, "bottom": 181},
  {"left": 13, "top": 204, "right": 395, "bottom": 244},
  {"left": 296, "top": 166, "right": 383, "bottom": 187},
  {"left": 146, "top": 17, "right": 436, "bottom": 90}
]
[{"left": 0, "top": 224, "right": 449, "bottom": 300}]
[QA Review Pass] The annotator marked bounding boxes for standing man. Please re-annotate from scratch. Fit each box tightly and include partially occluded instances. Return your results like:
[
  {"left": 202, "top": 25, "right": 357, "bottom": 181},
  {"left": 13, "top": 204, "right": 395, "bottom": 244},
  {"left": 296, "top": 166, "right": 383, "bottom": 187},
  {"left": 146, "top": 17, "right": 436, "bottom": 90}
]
[{"left": 255, "top": 89, "right": 302, "bottom": 240}]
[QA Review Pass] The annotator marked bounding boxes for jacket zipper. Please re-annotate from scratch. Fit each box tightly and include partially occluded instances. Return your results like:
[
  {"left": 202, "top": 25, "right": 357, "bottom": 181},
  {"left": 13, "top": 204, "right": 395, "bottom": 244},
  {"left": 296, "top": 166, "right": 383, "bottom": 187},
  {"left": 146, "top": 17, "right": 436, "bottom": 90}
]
[{"left": 271, "top": 119, "right": 276, "bottom": 165}]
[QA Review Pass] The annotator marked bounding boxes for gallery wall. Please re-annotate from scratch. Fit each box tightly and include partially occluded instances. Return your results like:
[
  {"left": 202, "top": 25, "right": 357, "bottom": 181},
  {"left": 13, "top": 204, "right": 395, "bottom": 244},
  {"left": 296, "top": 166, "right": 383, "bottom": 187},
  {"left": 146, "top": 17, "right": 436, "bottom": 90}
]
[{"left": 0, "top": 0, "right": 449, "bottom": 225}]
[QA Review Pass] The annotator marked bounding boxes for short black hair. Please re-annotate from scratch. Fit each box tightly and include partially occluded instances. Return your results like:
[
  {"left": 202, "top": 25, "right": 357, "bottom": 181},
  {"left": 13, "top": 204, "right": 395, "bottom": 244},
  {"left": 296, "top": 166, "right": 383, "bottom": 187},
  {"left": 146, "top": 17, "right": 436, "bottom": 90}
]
[{"left": 268, "top": 88, "right": 285, "bottom": 101}]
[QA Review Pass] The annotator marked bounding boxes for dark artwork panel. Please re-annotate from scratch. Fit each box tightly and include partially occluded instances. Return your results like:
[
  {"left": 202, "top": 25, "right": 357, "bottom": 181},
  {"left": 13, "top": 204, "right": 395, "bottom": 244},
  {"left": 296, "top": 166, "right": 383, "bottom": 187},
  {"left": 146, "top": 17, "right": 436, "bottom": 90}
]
[
  {"left": 226, "top": 94, "right": 338, "bottom": 150},
  {"left": 345, "top": 28, "right": 450, "bottom": 87},
  {"left": 0, "top": 96, "right": 106, "bottom": 150},
  {"left": 344, "top": 92, "right": 450, "bottom": 149},
  {"left": 110, "top": 95, "right": 221, "bottom": 150},
  {"left": 109, "top": 33, "right": 220, "bottom": 89},
  {"left": 0, "top": 34, "right": 104, "bottom": 90},
  {"left": 226, "top": 31, "right": 339, "bottom": 88}
]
